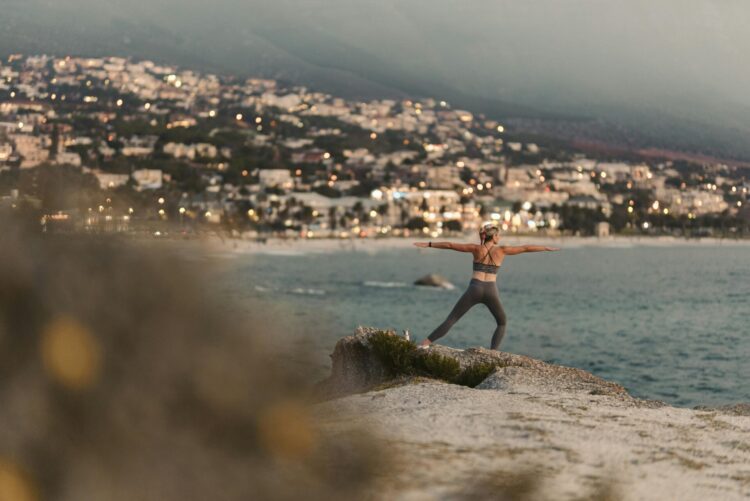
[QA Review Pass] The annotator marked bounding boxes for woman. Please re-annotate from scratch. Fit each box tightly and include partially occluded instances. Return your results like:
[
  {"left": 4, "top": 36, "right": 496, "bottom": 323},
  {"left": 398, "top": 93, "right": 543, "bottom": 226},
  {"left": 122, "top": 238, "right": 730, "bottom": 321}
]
[{"left": 414, "top": 224, "right": 559, "bottom": 350}]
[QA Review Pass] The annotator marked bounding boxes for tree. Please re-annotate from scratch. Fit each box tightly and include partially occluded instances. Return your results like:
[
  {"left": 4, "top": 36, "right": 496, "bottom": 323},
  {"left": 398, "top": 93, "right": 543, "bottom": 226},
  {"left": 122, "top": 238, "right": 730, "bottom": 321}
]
[
  {"left": 406, "top": 217, "right": 428, "bottom": 230},
  {"left": 444, "top": 220, "right": 462, "bottom": 232}
]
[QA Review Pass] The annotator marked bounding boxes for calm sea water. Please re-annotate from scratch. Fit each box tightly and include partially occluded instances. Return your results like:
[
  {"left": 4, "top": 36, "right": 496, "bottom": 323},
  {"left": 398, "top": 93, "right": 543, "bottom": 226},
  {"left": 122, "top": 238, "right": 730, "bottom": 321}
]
[{"left": 214, "top": 242, "right": 750, "bottom": 408}]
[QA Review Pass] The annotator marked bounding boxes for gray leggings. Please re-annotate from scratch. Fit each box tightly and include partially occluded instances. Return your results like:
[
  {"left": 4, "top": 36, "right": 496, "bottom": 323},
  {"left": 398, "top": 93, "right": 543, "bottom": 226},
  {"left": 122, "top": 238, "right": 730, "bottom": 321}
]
[{"left": 427, "top": 279, "right": 507, "bottom": 350}]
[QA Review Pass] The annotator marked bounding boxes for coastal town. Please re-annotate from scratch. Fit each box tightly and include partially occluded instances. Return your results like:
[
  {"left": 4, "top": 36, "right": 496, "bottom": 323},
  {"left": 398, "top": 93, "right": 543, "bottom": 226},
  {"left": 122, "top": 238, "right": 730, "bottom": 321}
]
[{"left": 1, "top": 53, "right": 749, "bottom": 239}]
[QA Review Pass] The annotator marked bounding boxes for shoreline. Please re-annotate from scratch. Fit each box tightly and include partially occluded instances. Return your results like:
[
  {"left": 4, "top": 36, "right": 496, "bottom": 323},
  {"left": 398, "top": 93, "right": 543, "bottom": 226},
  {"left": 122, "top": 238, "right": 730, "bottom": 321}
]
[{"left": 200, "top": 233, "right": 750, "bottom": 256}]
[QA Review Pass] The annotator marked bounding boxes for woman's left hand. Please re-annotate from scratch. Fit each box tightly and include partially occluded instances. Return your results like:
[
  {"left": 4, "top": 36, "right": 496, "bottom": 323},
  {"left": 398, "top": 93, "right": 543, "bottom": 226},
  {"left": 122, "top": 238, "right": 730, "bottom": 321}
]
[{"left": 414, "top": 242, "right": 429, "bottom": 248}]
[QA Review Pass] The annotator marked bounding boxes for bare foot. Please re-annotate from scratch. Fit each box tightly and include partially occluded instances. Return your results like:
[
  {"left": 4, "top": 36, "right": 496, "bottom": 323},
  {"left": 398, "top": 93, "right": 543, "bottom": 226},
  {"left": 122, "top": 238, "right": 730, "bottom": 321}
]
[{"left": 417, "top": 339, "right": 432, "bottom": 349}]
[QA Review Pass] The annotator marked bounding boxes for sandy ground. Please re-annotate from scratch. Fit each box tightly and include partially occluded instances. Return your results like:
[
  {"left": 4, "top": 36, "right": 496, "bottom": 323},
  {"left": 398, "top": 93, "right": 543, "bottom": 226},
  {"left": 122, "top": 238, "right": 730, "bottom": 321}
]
[{"left": 315, "top": 380, "right": 750, "bottom": 500}]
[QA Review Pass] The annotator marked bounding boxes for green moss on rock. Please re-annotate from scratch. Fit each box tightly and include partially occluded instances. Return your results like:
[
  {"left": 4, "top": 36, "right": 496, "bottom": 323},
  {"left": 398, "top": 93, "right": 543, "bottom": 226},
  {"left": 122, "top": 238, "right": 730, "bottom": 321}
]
[{"left": 368, "top": 331, "right": 498, "bottom": 388}]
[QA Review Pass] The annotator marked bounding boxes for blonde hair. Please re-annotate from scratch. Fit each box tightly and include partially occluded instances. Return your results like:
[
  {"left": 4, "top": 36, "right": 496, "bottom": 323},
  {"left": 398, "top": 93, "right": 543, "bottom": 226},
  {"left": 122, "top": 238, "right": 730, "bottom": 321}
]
[{"left": 479, "top": 224, "right": 499, "bottom": 243}]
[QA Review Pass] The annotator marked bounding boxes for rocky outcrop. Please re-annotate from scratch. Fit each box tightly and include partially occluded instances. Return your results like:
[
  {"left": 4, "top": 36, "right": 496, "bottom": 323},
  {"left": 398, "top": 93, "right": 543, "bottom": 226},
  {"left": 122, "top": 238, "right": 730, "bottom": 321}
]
[
  {"left": 315, "top": 329, "right": 750, "bottom": 500},
  {"left": 321, "top": 327, "right": 394, "bottom": 396},
  {"left": 319, "top": 327, "right": 648, "bottom": 405}
]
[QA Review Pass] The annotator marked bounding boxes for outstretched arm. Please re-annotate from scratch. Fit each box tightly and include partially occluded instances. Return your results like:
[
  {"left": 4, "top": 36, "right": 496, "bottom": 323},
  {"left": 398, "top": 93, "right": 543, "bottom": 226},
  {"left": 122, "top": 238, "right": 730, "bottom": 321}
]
[
  {"left": 414, "top": 241, "right": 476, "bottom": 252},
  {"left": 501, "top": 245, "right": 560, "bottom": 255}
]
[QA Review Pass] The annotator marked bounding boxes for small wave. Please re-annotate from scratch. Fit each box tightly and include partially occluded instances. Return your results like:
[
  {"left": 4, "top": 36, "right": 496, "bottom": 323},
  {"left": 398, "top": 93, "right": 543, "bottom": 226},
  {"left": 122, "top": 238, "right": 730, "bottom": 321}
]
[
  {"left": 254, "top": 285, "right": 272, "bottom": 292},
  {"left": 363, "top": 281, "right": 408, "bottom": 288},
  {"left": 415, "top": 283, "right": 456, "bottom": 291},
  {"left": 289, "top": 287, "right": 326, "bottom": 296}
]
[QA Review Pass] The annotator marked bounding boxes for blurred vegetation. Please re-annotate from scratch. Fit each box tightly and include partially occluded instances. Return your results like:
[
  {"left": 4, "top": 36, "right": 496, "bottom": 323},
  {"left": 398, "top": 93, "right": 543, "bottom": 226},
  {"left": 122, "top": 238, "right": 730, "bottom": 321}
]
[{"left": 0, "top": 219, "right": 389, "bottom": 501}]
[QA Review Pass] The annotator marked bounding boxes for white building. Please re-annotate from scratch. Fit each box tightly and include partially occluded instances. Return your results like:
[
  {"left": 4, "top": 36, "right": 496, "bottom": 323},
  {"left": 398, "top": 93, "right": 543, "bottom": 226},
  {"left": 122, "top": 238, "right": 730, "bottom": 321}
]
[
  {"left": 0, "top": 143, "right": 13, "bottom": 162},
  {"left": 259, "top": 169, "right": 293, "bottom": 189},
  {"left": 132, "top": 169, "right": 163, "bottom": 190},
  {"left": 55, "top": 152, "right": 82, "bottom": 167},
  {"left": 95, "top": 172, "right": 130, "bottom": 189},
  {"left": 163, "top": 142, "right": 217, "bottom": 160},
  {"left": 121, "top": 136, "right": 157, "bottom": 157},
  {"left": 10, "top": 134, "right": 51, "bottom": 168}
]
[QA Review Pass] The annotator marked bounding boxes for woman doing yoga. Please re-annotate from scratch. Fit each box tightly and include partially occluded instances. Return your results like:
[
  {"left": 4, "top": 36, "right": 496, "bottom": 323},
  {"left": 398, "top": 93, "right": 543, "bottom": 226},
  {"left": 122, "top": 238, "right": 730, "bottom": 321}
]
[{"left": 414, "top": 224, "right": 559, "bottom": 350}]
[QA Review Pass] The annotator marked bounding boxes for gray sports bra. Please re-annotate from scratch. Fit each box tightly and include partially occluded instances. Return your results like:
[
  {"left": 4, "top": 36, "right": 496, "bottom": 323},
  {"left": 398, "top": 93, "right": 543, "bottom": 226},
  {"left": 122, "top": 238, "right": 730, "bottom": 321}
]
[{"left": 472, "top": 244, "right": 499, "bottom": 274}]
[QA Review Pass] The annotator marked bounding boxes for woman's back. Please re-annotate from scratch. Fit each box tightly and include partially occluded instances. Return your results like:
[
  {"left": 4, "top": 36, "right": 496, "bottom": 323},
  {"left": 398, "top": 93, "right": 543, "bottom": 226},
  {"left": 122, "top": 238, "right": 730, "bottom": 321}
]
[{"left": 471, "top": 244, "right": 505, "bottom": 282}]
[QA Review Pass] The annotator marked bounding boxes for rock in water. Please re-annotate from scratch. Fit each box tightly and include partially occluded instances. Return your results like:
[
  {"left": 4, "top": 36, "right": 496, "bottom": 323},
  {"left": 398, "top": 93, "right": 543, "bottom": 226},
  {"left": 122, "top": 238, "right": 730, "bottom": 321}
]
[{"left": 414, "top": 273, "right": 454, "bottom": 288}]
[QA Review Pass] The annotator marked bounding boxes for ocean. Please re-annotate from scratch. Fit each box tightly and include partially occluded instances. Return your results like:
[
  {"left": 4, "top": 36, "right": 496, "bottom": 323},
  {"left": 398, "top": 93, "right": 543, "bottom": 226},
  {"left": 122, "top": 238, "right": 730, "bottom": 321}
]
[{"left": 214, "top": 241, "right": 749, "bottom": 408}]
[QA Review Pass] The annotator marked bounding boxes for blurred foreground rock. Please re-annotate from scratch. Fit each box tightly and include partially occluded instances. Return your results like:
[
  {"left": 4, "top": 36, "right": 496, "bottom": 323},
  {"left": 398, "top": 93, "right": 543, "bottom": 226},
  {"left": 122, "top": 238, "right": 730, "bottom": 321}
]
[{"left": 0, "top": 224, "right": 386, "bottom": 501}]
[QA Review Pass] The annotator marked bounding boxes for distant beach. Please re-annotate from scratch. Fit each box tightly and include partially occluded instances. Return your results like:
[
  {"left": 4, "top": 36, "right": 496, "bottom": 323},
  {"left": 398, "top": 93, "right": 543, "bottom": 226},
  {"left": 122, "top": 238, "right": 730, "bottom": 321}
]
[{"left": 202, "top": 234, "right": 750, "bottom": 257}]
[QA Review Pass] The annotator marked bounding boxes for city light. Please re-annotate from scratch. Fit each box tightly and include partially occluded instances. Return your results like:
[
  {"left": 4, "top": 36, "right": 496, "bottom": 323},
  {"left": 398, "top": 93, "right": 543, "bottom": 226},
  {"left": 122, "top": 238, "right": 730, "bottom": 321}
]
[{"left": 3, "top": 53, "right": 745, "bottom": 241}]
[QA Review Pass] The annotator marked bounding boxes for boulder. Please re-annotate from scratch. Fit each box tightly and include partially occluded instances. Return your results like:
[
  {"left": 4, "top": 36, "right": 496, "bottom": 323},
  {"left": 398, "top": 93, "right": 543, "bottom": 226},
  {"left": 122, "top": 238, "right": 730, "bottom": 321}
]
[
  {"left": 318, "top": 328, "right": 641, "bottom": 402},
  {"left": 413, "top": 274, "right": 454, "bottom": 288}
]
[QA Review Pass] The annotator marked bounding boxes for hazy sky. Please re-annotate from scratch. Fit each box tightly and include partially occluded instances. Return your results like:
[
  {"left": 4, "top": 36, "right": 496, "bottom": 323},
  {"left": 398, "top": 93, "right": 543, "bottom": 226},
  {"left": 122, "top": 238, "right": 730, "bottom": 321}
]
[{"left": 3, "top": 0, "right": 750, "bottom": 153}]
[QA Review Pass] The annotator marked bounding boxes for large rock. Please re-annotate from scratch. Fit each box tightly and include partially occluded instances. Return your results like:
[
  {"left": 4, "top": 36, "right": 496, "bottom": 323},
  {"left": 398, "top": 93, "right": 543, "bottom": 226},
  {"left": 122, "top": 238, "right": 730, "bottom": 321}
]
[
  {"left": 413, "top": 273, "right": 454, "bottom": 288},
  {"left": 319, "top": 326, "right": 393, "bottom": 397},
  {"left": 318, "top": 328, "right": 645, "bottom": 403},
  {"left": 477, "top": 365, "right": 627, "bottom": 396}
]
